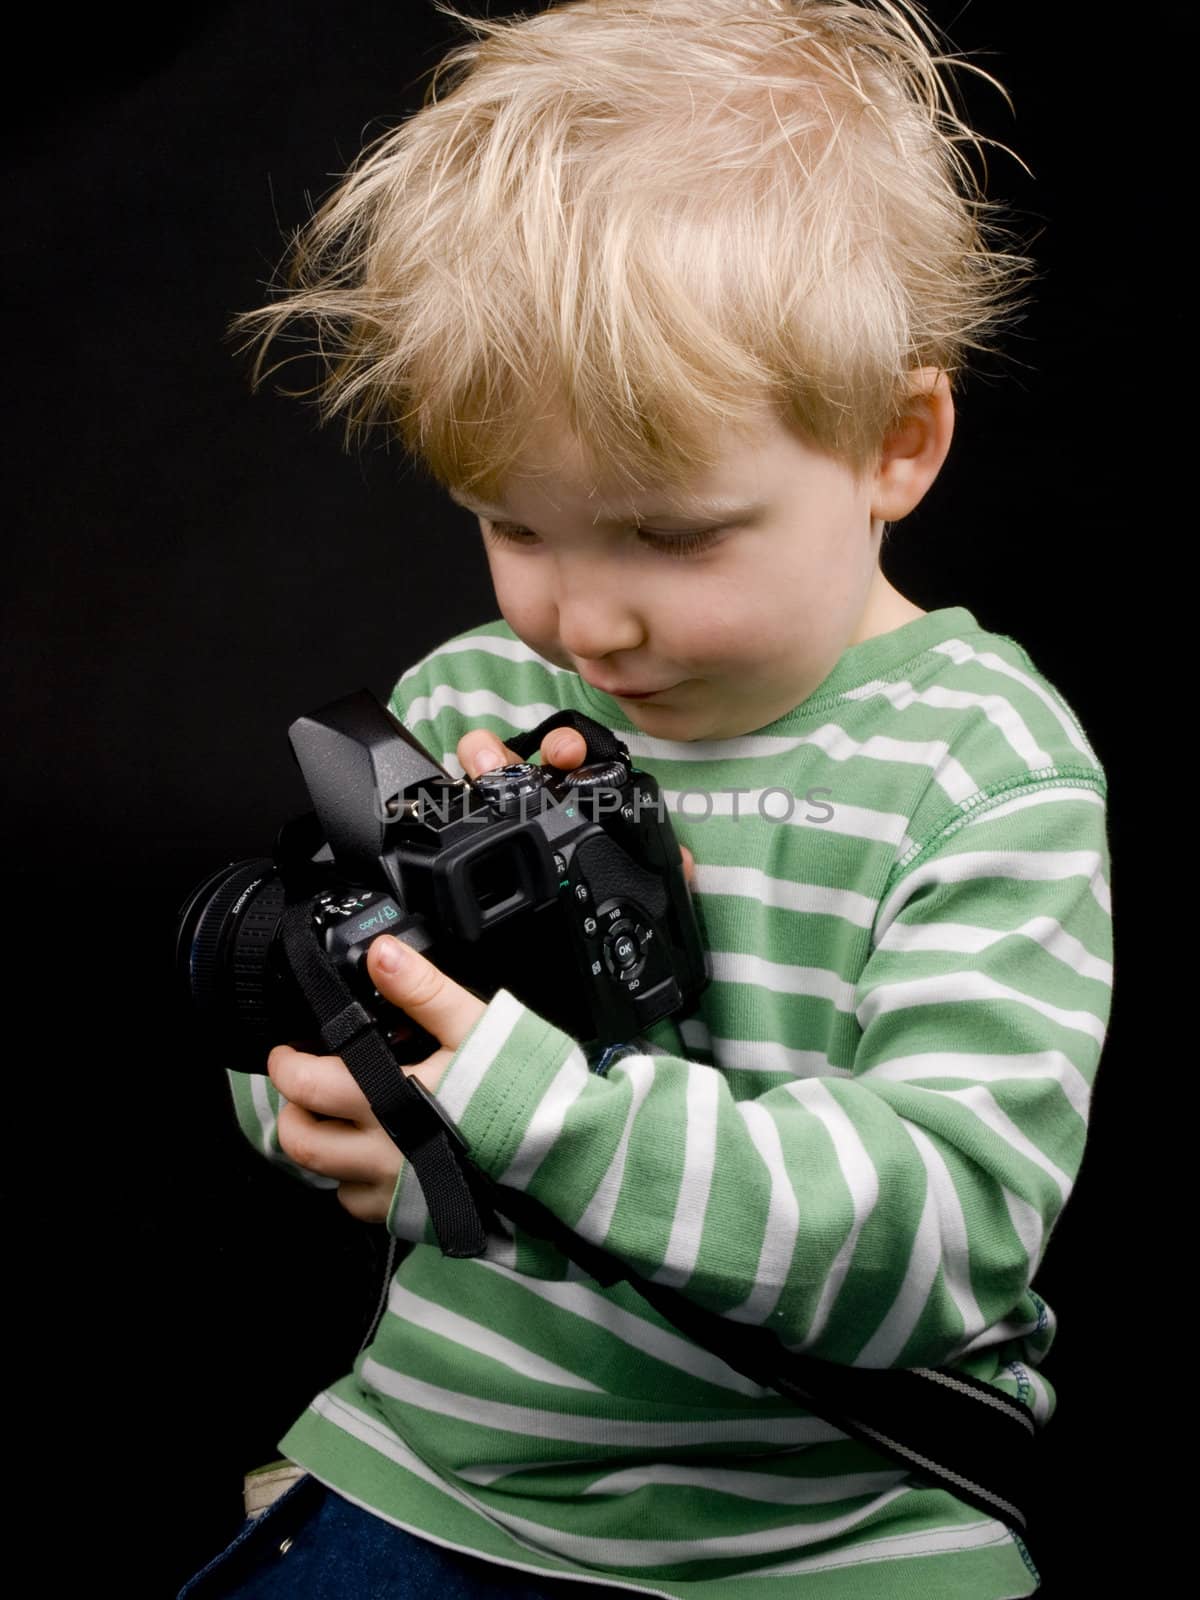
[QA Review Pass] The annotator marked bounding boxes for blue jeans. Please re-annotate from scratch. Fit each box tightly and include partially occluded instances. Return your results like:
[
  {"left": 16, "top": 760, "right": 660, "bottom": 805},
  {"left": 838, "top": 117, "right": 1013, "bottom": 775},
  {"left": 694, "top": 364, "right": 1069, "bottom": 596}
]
[{"left": 176, "top": 1473, "right": 631, "bottom": 1598}]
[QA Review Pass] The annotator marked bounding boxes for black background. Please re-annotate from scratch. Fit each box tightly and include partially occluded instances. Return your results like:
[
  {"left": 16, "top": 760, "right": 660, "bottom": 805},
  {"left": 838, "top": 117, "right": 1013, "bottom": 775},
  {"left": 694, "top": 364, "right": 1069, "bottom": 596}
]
[{"left": 7, "top": 3, "right": 1146, "bottom": 1595}]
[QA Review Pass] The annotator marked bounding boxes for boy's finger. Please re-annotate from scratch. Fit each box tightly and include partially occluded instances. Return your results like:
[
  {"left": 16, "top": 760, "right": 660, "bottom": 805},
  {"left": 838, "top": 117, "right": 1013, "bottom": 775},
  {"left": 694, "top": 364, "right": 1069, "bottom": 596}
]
[
  {"left": 457, "top": 730, "right": 521, "bottom": 777},
  {"left": 277, "top": 1105, "right": 397, "bottom": 1184},
  {"left": 267, "top": 1045, "right": 373, "bottom": 1120},
  {"left": 366, "top": 935, "right": 487, "bottom": 1056},
  {"left": 540, "top": 728, "right": 587, "bottom": 769}
]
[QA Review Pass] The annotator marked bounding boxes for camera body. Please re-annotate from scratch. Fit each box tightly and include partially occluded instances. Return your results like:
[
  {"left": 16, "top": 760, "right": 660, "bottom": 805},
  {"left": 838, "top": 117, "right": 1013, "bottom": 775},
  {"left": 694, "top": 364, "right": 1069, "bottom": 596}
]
[{"left": 177, "top": 690, "right": 710, "bottom": 1073}]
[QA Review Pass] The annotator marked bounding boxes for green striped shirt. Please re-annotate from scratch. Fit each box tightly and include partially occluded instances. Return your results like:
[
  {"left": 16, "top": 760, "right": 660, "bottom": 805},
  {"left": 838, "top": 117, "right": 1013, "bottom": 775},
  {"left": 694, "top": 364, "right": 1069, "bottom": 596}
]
[{"left": 230, "top": 605, "right": 1112, "bottom": 1598}]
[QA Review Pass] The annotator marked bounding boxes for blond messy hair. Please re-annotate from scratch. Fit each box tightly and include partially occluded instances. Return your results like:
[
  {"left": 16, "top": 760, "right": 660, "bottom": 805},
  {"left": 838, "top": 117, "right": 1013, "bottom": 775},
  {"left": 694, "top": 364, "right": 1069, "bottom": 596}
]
[{"left": 230, "top": 0, "right": 1034, "bottom": 500}]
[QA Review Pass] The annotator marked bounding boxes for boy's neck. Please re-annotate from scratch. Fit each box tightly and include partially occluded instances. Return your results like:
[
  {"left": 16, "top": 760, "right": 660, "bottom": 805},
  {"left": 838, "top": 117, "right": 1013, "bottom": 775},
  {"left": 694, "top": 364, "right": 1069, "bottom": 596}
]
[{"left": 848, "top": 566, "right": 927, "bottom": 647}]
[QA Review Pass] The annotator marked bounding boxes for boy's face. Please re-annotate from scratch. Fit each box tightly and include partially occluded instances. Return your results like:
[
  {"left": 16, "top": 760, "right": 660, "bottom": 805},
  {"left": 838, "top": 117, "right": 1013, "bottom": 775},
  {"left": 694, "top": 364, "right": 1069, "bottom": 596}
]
[{"left": 454, "top": 408, "right": 905, "bottom": 742}]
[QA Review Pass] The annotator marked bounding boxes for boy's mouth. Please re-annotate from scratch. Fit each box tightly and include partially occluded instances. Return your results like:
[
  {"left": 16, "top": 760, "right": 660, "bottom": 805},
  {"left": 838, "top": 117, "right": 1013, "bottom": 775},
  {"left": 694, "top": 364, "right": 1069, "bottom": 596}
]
[{"left": 583, "top": 675, "right": 673, "bottom": 699}]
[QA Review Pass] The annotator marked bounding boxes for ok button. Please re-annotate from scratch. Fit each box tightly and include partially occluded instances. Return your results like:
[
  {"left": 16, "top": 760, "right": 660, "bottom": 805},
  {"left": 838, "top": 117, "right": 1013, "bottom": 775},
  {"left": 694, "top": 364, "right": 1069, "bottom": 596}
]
[{"left": 603, "top": 920, "right": 646, "bottom": 980}]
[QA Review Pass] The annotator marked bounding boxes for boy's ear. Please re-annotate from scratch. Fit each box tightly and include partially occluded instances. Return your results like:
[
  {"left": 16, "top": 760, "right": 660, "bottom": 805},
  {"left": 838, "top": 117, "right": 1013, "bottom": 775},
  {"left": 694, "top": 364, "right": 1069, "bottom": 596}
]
[{"left": 869, "top": 368, "right": 955, "bottom": 523}]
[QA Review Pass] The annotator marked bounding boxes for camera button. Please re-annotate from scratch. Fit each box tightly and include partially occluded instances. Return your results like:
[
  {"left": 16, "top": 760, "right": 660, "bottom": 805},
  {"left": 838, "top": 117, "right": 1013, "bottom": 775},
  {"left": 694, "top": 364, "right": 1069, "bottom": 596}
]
[{"left": 603, "top": 919, "right": 646, "bottom": 980}]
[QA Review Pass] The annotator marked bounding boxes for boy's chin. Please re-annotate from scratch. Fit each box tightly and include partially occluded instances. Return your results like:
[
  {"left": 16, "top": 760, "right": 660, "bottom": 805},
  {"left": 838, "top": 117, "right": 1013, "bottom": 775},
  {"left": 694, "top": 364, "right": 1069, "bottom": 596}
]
[{"left": 619, "top": 694, "right": 742, "bottom": 743}]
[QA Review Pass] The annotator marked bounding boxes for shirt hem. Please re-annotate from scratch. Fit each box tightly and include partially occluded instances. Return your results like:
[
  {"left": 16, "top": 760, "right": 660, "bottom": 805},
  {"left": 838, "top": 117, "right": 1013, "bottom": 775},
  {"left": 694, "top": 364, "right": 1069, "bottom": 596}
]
[{"left": 278, "top": 1392, "right": 1040, "bottom": 1599}]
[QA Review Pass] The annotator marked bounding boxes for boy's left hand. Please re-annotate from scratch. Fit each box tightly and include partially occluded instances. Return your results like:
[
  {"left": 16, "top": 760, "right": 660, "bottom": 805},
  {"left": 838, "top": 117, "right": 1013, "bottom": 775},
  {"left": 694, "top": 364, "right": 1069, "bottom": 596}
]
[{"left": 267, "top": 935, "right": 487, "bottom": 1222}]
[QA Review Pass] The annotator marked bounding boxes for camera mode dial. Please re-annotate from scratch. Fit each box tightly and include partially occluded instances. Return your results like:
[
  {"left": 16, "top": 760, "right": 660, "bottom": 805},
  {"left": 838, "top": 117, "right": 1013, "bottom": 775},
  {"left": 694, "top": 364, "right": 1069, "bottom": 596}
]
[
  {"left": 314, "top": 887, "right": 382, "bottom": 922},
  {"left": 473, "top": 762, "right": 548, "bottom": 816}
]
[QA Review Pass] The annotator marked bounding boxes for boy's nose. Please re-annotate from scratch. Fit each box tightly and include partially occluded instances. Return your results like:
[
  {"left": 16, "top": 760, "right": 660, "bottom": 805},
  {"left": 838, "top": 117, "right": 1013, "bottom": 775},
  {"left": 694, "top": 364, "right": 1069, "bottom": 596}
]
[{"left": 554, "top": 574, "right": 647, "bottom": 662}]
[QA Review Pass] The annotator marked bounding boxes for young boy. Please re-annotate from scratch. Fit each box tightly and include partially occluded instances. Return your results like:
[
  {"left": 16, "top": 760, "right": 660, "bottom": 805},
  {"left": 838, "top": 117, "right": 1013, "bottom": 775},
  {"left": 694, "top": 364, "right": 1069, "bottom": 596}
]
[{"left": 182, "top": 3, "right": 1112, "bottom": 1596}]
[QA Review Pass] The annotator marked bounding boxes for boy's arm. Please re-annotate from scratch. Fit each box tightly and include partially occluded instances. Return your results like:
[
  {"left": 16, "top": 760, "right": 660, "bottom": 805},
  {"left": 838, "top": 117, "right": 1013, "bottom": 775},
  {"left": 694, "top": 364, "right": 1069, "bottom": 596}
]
[{"left": 398, "top": 774, "right": 1112, "bottom": 1374}]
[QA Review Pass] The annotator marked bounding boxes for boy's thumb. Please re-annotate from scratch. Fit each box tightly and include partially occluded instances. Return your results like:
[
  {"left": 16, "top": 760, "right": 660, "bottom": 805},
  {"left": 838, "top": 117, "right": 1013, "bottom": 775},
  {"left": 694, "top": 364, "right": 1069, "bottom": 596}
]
[
  {"left": 370, "top": 935, "right": 439, "bottom": 995},
  {"left": 366, "top": 935, "right": 487, "bottom": 1053}
]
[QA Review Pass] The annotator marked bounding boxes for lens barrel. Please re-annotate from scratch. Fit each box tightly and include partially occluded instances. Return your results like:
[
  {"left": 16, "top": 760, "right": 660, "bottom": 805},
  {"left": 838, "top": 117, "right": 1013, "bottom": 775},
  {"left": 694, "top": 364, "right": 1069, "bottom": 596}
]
[{"left": 176, "top": 858, "right": 302, "bottom": 1069}]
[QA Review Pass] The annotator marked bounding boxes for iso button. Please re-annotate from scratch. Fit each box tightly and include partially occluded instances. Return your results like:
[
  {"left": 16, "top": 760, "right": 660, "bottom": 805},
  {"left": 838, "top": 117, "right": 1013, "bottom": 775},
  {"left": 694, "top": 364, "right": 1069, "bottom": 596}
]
[{"left": 602, "top": 918, "right": 648, "bottom": 981}]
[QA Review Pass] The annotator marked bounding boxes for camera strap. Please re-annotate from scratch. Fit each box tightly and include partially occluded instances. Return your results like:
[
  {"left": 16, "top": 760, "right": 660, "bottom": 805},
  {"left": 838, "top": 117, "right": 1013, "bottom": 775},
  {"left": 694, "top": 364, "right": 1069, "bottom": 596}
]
[
  {"left": 469, "top": 1171, "right": 1037, "bottom": 1539},
  {"left": 278, "top": 708, "right": 1038, "bottom": 1542},
  {"left": 279, "top": 893, "right": 496, "bottom": 1258},
  {"left": 504, "top": 708, "right": 633, "bottom": 765},
  {"left": 278, "top": 912, "right": 1038, "bottom": 1549}
]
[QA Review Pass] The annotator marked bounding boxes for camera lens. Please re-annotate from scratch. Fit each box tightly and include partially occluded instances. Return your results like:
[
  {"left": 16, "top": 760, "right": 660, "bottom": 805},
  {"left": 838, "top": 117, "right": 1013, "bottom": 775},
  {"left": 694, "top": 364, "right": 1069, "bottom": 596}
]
[{"left": 175, "top": 858, "right": 298, "bottom": 1069}]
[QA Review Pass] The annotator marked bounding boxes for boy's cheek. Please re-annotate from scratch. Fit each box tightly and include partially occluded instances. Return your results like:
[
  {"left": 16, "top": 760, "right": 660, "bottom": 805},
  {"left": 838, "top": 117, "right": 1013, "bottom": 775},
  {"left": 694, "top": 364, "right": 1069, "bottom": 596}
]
[{"left": 493, "top": 598, "right": 561, "bottom": 665}]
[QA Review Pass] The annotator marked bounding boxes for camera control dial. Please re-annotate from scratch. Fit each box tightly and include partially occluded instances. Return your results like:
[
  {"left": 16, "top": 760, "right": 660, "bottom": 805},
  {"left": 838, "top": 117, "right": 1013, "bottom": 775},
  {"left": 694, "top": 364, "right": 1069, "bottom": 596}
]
[{"left": 559, "top": 759, "right": 628, "bottom": 790}]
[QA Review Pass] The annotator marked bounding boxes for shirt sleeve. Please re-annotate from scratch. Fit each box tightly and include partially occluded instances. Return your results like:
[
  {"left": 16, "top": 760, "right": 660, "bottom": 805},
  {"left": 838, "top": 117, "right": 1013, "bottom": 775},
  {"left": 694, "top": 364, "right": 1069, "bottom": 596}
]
[{"left": 397, "top": 775, "right": 1113, "bottom": 1373}]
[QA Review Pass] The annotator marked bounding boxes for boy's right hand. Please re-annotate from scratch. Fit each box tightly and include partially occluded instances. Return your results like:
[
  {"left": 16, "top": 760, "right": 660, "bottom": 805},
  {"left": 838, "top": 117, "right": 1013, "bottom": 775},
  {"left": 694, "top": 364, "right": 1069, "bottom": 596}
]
[{"left": 456, "top": 729, "right": 695, "bottom": 887}]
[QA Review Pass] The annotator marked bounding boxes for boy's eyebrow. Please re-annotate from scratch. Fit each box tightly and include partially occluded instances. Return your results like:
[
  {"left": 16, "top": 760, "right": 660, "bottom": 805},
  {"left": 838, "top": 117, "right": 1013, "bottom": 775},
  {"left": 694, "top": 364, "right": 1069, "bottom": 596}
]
[{"left": 448, "top": 489, "right": 764, "bottom": 524}]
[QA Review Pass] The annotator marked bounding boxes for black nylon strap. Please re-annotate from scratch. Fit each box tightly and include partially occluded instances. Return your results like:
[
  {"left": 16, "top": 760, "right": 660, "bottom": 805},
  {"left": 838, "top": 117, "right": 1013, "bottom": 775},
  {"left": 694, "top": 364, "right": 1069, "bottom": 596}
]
[
  {"left": 506, "top": 710, "right": 631, "bottom": 766},
  {"left": 275, "top": 885, "right": 1038, "bottom": 1541},
  {"left": 320, "top": 999, "right": 377, "bottom": 1054},
  {"left": 279, "top": 898, "right": 492, "bottom": 1257},
  {"left": 473, "top": 1174, "right": 1036, "bottom": 1535}
]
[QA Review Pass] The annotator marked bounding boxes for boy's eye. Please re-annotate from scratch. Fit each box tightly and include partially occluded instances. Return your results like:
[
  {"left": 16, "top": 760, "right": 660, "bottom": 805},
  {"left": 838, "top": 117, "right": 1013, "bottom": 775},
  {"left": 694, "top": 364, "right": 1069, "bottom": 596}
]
[
  {"left": 484, "top": 520, "right": 722, "bottom": 560},
  {"left": 484, "top": 521, "right": 539, "bottom": 546}
]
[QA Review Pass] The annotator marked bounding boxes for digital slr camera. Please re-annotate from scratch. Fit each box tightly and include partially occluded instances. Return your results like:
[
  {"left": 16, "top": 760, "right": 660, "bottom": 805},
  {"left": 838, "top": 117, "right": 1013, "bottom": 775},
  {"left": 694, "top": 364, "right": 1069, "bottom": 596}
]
[{"left": 176, "top": 689, "right": 710, "bottom": 1074}]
